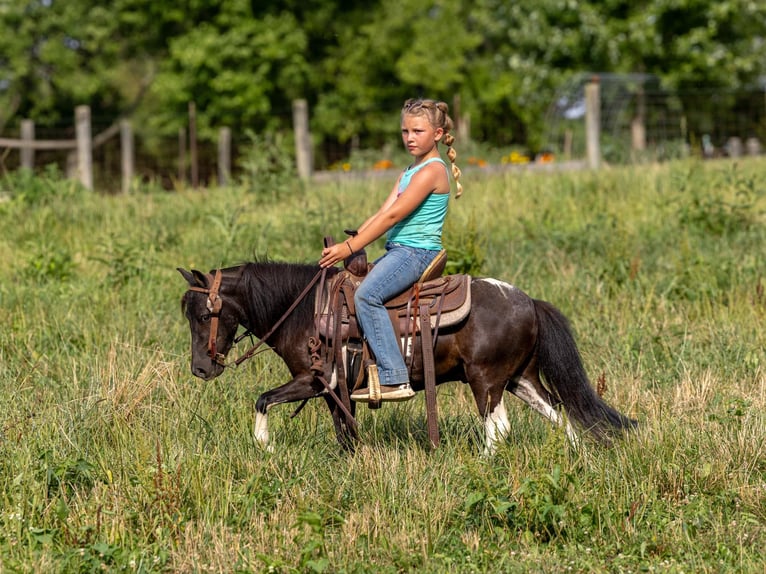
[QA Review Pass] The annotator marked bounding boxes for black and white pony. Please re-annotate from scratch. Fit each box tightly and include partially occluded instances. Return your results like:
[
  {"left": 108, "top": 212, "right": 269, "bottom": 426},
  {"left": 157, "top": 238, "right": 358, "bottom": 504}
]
[{"left": 180, "top": 262, "right": 635, "bottom": 454}]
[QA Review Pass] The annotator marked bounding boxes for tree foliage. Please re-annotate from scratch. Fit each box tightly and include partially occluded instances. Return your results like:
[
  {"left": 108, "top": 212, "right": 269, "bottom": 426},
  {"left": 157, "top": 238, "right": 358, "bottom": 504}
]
[{"left": 1, "top": 0, "right": 764, "bottom": 153}]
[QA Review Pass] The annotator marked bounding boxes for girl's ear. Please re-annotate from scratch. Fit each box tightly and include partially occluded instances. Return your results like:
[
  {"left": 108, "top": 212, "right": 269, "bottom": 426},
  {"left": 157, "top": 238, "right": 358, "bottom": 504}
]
[{"left": 434, "top": 127, "right": 444, "bottom": 142}]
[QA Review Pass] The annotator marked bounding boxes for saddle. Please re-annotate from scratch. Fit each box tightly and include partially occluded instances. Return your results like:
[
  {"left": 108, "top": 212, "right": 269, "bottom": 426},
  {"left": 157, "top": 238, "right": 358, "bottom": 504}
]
[{"left": 316, "top": 251, "right": 471, "bottom": 344}]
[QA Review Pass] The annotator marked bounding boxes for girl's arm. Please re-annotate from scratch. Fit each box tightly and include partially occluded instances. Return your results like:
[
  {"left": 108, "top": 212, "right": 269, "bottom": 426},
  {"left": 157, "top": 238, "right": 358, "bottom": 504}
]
[
  {"left": 320, "top": 163, "right": 447, "bottom": 267},
  {"left": 357, "top": 176, "right": 402, "bottom": 233}
]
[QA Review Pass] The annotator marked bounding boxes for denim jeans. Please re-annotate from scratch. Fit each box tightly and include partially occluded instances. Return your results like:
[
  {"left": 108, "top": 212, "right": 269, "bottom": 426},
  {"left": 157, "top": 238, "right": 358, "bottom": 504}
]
[{"left": 354, "top": 242, "right": 440, "bottom": 386}]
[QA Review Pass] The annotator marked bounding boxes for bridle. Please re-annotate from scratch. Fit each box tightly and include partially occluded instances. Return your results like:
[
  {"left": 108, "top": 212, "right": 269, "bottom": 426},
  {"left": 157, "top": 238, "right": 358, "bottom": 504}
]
[
  {"left": 186, "top": 269, "right": 227, "bottom": 365},
  {"left": 185, "top": 267, "right": 325, "bottom": 369}
]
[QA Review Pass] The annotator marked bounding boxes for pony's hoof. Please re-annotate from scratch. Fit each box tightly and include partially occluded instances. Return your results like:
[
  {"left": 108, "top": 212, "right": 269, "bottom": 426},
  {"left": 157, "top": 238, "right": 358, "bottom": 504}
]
[{"left": 255, "top": 441, "right": 275, "bottom": 454}]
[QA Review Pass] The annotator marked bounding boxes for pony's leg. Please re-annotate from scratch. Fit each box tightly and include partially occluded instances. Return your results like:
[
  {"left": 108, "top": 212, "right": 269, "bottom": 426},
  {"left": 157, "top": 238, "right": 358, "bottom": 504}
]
[
  {"left": 321, "top": 343, "right": 359, "bottom": 450},
  {"left": 254, "top": 410, "right": 273, "bottom": 452},
  {"left": 484, "top": 396, "right": 511, "bottom": 456},
  {"left": 253, "top": 373, "right": 323, "bottom": 450},
  {"left": 510, "top": 372, "right": 578, "bottom": 445},
  {"left": 467, "top": 375, "right": 512, "bottom": 456},
  {"left": 323, "top": 395, "right": 358, "bottom": 452}
]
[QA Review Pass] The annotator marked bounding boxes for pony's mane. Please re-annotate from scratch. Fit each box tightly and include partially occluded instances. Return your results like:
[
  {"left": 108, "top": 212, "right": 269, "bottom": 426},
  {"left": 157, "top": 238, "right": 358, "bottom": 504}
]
[{"left": 228, "top": 259, "right": 340, "bottom": 333}]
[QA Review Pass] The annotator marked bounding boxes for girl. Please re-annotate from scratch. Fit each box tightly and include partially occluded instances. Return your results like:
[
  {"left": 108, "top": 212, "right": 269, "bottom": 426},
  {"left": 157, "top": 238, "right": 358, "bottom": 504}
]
[{"left": 319, "top": 98, "right": 462, "bottom": 402}]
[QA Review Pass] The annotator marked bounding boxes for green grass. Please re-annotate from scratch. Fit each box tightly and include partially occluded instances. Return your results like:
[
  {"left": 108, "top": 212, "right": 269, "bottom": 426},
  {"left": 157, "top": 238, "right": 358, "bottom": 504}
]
[{"left": 0, "top": 158, "right": 764, "bottom": 572}]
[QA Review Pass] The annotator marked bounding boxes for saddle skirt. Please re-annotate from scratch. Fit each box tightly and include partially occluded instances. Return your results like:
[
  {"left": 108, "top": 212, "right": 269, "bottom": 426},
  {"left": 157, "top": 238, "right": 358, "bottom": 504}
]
[{"left": 316, "top": 272, "right": 471, "bottom": 343}]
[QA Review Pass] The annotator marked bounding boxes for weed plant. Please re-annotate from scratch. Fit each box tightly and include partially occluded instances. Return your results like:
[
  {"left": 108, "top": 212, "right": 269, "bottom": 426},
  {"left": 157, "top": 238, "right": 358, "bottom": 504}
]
[{"left": 0, "top": 158, "right": 764, "bottom": 572}]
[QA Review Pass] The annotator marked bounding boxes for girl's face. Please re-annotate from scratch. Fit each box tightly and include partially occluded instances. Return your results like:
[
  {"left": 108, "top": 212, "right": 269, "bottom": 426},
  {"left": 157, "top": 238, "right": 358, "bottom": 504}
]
[{"left": 401, "top": 113, "right": 443, "bottom": 158}]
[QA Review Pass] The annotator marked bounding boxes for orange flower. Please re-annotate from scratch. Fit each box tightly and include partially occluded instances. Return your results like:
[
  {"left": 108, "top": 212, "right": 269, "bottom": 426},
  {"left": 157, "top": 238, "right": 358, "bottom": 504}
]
[
  {"left": 467, "top": 157, "right": 488, "bottom": 167},
  {"left": 537, "top": 153, "right": 555, "bottom": 164}
]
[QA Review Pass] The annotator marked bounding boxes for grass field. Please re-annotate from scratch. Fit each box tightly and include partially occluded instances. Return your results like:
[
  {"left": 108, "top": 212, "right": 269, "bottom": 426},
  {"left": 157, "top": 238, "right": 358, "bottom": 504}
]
[{"left": 0, "top": 158, "right": 764, "bottom": 573}]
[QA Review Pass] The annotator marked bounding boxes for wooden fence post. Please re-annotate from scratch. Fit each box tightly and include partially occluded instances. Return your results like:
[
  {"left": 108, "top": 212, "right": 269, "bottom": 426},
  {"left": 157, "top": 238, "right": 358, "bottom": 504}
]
[
  {"left": 75, "top": 105, "right": 93, "bottom": 189},
  {"left": 453, "top": 94, "right": 470, "bottom": 144},
  {"left": 178, "top": 127, "right": 187, "bottom": 185},
  {"left": 631, "top": 86, "right": 646, "bottom": 155},
  {"left": 120, "top": 119, "right": 134, "bottom": 193},
  {"left": 188, "top": 102, "right": 198, "bottom": 188},
  {"left": 20, "top": 120, "right": 34, "bottom": 169},
  {"left": 585, "top": 78, "right": 601, "bottom": 170},
  {"left": 218, "top": 127, "right": 231, "bottom": 186},
  {"left": 292, "top": 99, "right": 312, "bottom": 180},
  {"left": 563, "top": 130, "right": 573, "bottom": 160}
]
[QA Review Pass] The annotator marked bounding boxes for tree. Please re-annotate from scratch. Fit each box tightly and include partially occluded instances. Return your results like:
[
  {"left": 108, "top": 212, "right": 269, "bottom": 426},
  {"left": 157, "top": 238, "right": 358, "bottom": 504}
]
[
  {"left": 146, "top": 4, "right": 310, "bottom": 138},
  {"left": 311, "top": 0, "right": 482, "bottom": 159},
  {"left": 567, "top": 0, "right": 766, "bottom": 92},
  {"left": 1, "top": 0, "right": 765, "bottom": 159}
]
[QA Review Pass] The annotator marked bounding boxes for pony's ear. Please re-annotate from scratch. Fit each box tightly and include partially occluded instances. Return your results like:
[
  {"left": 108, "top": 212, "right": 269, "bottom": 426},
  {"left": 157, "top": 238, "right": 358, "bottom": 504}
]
[{"left": 178, "top": 268, "right": 209, "bottom": 288}]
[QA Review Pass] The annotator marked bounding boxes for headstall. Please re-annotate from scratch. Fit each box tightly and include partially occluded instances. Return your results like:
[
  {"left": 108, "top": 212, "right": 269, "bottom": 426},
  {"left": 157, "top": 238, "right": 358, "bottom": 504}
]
[{"left": 187, "top": 269, "right": 226, "bottom": 365}]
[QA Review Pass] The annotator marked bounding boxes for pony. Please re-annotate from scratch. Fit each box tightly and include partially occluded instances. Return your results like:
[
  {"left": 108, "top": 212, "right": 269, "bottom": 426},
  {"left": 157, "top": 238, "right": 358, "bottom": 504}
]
[{"left": 179, "top": 261, "right": 636, "bottom": 454}]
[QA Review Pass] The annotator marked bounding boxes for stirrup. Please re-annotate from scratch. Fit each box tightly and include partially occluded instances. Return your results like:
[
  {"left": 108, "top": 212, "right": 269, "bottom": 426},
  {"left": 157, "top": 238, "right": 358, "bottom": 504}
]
[
  {"left": 366, "top": 363, "right": 382, "bottom": 409},
  {"left": 349, "top": 363, "right": 383, "bottom": 408},
  {"left": 350, "top": 361, "right": 381, "bottom": 409}
]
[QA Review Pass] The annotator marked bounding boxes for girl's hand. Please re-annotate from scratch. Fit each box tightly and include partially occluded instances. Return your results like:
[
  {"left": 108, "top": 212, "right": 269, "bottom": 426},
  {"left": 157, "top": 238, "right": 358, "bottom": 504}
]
[{"left": 319, "top": 242, "right": 353, "bottom": 268}]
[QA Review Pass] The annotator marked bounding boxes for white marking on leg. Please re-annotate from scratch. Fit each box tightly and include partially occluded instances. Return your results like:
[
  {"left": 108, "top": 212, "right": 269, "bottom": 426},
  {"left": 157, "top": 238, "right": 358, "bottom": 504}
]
[
  {"left": 514, "top": 377, "right": 578, "bottom": 445},
  {"left": 321, "top": 344, "right": 346, "bottom": 394},
  {"left": 401, "top": 337, "right": 413, "bottom": 362},
  {"left": 483, "top": 398, "right": 511, "bottom": 456},
  {"left": 254, "top": 411, "right": 274, "bottom": 452}
]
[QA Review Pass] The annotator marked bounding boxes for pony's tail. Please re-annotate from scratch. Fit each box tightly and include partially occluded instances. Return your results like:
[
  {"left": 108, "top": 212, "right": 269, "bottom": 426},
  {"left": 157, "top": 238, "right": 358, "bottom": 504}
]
[{"left": 533, "top": 299, "right": 636, "bottom": 441}]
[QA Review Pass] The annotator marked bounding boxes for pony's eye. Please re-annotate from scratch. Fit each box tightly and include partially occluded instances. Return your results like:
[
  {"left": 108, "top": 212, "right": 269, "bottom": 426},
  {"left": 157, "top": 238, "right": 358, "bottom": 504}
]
[{"left": 200, "top": 313, "right": 211, "bottom": 323}]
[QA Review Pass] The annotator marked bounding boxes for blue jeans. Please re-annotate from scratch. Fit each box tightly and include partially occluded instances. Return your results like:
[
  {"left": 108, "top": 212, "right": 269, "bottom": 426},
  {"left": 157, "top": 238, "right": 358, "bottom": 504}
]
[{"left": 354, "top": 242, "right": 440, "bottom": 386}]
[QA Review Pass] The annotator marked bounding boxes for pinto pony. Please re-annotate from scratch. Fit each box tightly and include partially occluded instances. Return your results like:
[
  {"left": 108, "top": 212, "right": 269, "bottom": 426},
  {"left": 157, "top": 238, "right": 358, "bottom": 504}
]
[{"left": 179, "top": 262, "right": 635, "bottom": 453}]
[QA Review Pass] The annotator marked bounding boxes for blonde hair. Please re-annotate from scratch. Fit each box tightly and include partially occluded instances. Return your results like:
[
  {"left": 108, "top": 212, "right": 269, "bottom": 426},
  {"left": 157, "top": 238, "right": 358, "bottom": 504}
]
[{"left": 402, "top": 98, "right": 463, "bottom": 198}]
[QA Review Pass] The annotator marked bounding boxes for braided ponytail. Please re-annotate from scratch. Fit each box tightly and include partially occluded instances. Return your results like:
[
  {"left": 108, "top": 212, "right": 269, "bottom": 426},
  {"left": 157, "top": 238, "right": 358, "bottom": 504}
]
[
  {"left": 402, "top": 98, "right": 464, "bottom": 198},
  {"left": 441, "top": 128, "right": 463, "bottom": 199}
]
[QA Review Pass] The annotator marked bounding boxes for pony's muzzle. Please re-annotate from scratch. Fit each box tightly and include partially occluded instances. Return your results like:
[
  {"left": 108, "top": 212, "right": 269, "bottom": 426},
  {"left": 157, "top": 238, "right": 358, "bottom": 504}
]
[{"left": 191, "top": 358, "right": 224, "bottom": 380}]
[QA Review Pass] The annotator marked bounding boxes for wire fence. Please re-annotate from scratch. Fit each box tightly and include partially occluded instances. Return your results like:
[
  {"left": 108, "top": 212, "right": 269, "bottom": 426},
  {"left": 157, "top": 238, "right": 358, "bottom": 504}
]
[{"left": 544, "top": 76, "right": 766, "bottom": 164}]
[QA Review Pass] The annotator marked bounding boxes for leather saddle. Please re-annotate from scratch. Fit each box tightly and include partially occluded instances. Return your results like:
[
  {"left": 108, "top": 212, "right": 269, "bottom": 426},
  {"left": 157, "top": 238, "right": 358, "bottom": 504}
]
[{"left": 316, "top": 242, "right": 471, "bottom": 344}]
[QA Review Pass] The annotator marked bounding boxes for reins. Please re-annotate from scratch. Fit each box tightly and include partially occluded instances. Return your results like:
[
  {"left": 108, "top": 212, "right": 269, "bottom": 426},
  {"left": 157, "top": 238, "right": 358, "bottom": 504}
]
[{"left": 233, "top": 268, "right": 326, "bottom": 367}]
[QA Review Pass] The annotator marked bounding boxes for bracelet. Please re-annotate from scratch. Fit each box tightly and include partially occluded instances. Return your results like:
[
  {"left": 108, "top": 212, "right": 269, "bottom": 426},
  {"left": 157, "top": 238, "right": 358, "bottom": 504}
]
[{"left": 345, "top": 240, "right": 354, "bottom": 255}]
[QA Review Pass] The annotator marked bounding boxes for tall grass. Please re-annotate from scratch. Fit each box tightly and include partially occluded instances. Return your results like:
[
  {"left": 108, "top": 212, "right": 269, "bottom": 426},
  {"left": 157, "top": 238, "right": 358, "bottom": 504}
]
[{"left": 0, "top": 158, "right": 764, "bottom": 572}]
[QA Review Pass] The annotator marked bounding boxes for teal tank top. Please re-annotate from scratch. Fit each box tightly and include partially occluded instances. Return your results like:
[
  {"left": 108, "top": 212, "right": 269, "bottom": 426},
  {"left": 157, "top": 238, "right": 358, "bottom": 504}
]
[{"left": 387, "top": 158, "right": 449, "bottom": 250}]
